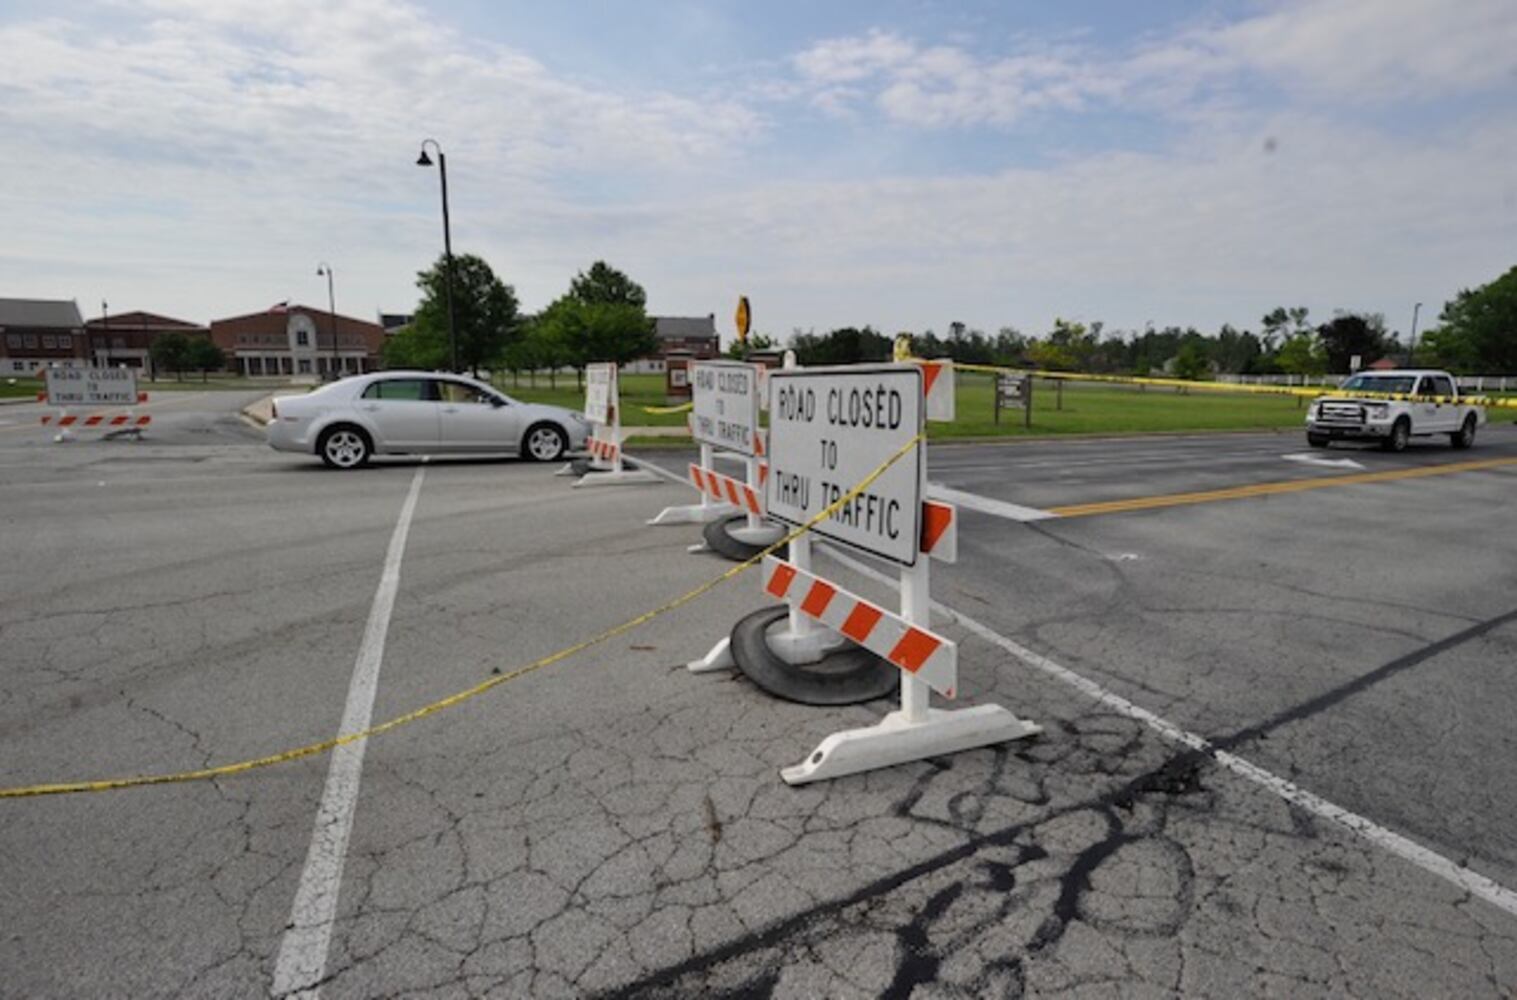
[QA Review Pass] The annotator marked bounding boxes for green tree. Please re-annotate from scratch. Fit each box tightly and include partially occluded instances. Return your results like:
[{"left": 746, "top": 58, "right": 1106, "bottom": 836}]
[
  {"left": 1425, "top": 265, "right": 1517, "bottom": 372},
  {"left": 537, "top": 294, "right": 656, "bottom": 385},
  {"left": 1173, "top": 341, "right": 1208, "bottom": 380},
  {"left": 569, "top": 260, "right": 648, "bottom": 309},
  {"left": 186, "top": 339, "right": 225, "bottom": 382},
  {"left": 541, "top": 261, "right": 658, "bottom": 384},
  {"left": 1276, "top": 332, "right": 1327, "bottom": 375},
  {"left": 725, "top": 332, "right": 775, "bottom": 359},
  {"left": 382, "top": 322, "right": 448, "bottom": 370},
  {"left": 149, "top": 332, "right": 193, "bottom": 381},
  {"left": 1317, "top": 312, "right": 1390, "bottom": 374},
  {"left": 412, "top": 253, "right": 522, "bottom": 374}
]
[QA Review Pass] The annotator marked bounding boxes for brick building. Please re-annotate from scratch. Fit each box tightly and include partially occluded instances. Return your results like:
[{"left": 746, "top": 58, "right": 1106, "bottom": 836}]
[
  {"left": 626, "top": 315, "right": 721, "bottom": 373},
  {"left": 82, "top": 311, "right": 209, "bottom": 373},
  {"left": 0, "top": 299, "right": 86, "bottom": 375},
  {"left": 210, "top": 304, "right": 386, "bottom": 377}
]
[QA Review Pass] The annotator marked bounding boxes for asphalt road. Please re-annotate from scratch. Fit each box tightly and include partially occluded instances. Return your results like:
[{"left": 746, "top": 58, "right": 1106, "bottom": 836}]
[{"left": 2, "top": 392, "right": 1515, "bottom": 997}]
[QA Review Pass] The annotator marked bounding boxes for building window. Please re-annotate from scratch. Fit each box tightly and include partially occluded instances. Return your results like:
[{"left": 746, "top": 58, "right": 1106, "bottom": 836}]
[
  {"left": 23, "top": 335, "right": 37, "bottom": 348},
  {"left": 59, "top": 335, "right": 72, "bottom": 348},
  {"left": 5, "top": 334, "right": 18, "bottom": 348},
  {"left": 296, "top": 330, "right": 309, "bottom": 347},
  {"left": 42, "top": 335, "right": 56, "bottom": 348},
  {"left": 112, "top": 337, "right": 125, "bottom": 349},
  {"left": 12, "top": 361, "right": 26, "bottom": 372},
  {"left": 298, "top": 358, "right": 311, "bottom": 373}
]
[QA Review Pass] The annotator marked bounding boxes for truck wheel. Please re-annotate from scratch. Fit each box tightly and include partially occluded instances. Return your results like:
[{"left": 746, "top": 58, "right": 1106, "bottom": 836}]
[
  {"left": 1381, "top": 417, "right": 1410, "bottom": 453},
  {"left": 1450, "top": 414, "right": 1476, "bottom": 450},
  {"left": 1307, "top": 432, "right": 1329, "bottom": 448}
]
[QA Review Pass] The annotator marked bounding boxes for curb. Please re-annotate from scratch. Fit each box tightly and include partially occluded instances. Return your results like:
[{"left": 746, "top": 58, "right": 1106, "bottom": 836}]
[{"left": 241, "top": 395, "right": 274, "bottom": 427}]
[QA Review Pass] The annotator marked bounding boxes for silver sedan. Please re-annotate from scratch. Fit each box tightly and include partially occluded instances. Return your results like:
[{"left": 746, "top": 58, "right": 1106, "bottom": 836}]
[{"left": 266, "top": 371, "right": 590, "bottom": 469}]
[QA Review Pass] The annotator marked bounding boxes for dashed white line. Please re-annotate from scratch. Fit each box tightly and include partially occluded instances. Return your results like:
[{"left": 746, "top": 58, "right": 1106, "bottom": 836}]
[
  {"left": 820, "top": 545, "right": 1517, "bottom": 920},
  {"left": 272, "top": 464, "right": 427, "bottom": 998}
]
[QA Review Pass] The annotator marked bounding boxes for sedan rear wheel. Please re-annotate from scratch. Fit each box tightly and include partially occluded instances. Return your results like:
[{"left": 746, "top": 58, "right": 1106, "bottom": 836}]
[
  {"left": 524, "top": 423, "right": 568, "bottom": 462},
  {"left": 319, "top": 426, "right": 371, "bottom": 469}
]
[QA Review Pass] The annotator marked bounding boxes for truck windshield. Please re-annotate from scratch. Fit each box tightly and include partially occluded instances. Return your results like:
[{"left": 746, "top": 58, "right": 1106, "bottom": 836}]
[{"left": 1339, "top": 375, "right": 1415, "bottom": 394}]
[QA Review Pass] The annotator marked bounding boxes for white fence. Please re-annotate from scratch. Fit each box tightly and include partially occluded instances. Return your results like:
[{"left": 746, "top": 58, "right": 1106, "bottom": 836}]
[{"left": 1216, "top": 373, "right": 1515, "bottom": 392}]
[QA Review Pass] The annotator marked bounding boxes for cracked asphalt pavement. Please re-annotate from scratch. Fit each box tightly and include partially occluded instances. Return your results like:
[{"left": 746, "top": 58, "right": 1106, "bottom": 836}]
[{"left": 2, "top": 393, "right": 1516, "bottom": 997}]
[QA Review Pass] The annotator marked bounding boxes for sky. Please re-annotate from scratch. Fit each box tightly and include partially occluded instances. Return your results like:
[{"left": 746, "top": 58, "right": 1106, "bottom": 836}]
[{"left": 3, "top": 0, "right": 1515, "bottom": 345}]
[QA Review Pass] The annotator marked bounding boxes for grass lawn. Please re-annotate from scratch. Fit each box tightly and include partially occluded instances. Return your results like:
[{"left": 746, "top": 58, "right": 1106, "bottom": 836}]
[
  {"left": 496, "top": 372, "right": 692, "bottom": 426},
  {"left": 504, "top": 371, "right": 1517, "bottom": 438}
]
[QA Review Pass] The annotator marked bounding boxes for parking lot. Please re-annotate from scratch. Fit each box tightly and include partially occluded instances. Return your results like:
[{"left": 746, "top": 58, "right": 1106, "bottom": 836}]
[{"left": 2, "top": 392, "right": 1516, "bottom": 997}]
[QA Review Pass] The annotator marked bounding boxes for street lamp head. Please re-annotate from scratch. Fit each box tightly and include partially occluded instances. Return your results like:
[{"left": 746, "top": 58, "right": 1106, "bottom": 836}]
[{"left": 416, "top": 149, "right": 433, "bottom": 167}]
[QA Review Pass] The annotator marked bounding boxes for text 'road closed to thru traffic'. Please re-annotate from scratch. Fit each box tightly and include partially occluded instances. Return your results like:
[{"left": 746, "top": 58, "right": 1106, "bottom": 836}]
[
  {"left": 765, "top": 365, "right": 923, "bottom": 565},
  {"left": 45, "top": 367, "right": 138, "bottom": 407},
  {"left": 691, "top": 360, "right": 760, "bottom": 455}
]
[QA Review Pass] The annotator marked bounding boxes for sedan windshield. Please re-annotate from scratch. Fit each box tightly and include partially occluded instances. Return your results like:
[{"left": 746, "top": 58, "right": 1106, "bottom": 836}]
[{"left": 1339, "top": 375, "right": 1415, "bottom": 394}]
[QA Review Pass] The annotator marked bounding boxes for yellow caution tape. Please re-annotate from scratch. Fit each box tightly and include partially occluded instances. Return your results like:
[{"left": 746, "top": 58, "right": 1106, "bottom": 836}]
[
  {"left": 0, "top": 433, "right": 925, "bottom": 799},
  {"left": 937, "top": 360, "right": 1517, "bottom": 410},
  {"left": 642, "top": 402, "right": 693, "bottom": 414}
]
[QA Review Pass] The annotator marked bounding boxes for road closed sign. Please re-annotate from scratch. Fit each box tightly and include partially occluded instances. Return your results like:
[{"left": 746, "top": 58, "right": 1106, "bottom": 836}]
[
  {"left": 584, "top": 363, "right": 615, "bottom": 424},
  {"left": 691, "top": 360, "right": 760, "bottom": 455},
  {"left": 45, "top": 367, "right": 138, "bottom": 406},
  {"left": 765, "top": 365, "right": 924, "bottom": 565}
]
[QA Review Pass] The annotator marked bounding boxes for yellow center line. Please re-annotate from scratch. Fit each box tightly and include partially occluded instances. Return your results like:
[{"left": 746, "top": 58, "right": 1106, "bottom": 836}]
[{"left": 1047, "top": 455, "right": 1517, "bottom": 519}]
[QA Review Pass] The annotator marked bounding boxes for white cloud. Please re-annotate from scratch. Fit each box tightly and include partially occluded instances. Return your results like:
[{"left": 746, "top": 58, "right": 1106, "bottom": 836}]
[
  {"left": 0, "top": 0, "right": 764, "bottom": 318},
  {"left": 790, "top": 0, "right": 1517, "bottom": 129},
  {"left": 793, "top": 30, "right": 1111, "bottom": 127},
  {"left": 1193, "top": 0, "right": 1517, "bottom": 101}
]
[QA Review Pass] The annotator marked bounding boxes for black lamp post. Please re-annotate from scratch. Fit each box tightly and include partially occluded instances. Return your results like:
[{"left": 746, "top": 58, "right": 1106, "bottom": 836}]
[
  {"left": 416, "top": 139, "right": 458, "bottom": 372},
  {"left": 1407, "top": 302, "right": 1422, "bottom": 367},
  {"left": 317, "top": 263, "right": 338, "bottom": 377}
]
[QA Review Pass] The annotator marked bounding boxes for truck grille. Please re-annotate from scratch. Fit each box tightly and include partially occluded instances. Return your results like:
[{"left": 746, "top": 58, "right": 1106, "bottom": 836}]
[{"left": 1318, "top": 402, "right": 1364, "bottom": 423}]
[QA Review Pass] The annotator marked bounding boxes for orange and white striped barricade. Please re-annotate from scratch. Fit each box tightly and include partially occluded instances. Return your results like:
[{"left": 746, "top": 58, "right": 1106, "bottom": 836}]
[
  {"left": 41, "top": 367, "right": 150, "bottom": 442},
  {"left": 648, "top": 359, "right": 764, "bottom": 525},
  {"left": 571, "top": 362, "right": 656, "bottom": 487},
  {"left": 697, "top": 362, "right": 1039, "bottom": 783}
]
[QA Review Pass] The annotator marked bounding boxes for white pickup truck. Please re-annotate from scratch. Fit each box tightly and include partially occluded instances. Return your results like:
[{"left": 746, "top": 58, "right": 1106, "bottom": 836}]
[{"left": 1306, "top": 368, "right": 1485, "bottom": 452}]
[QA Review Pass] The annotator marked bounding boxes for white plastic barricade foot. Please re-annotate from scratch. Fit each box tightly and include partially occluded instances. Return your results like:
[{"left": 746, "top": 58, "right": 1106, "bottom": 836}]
[
  {"left": 686, "top": 635, "right": 735, "bottom": 673},
  {"left": 781, "top": 704, "right": 1041, "bottom": 785},
  {"left": 650, "top": 444, "right": 739, "bottom": 524},
  {"left": 574, "top": 467, "right": 659, "bottom": 487}
]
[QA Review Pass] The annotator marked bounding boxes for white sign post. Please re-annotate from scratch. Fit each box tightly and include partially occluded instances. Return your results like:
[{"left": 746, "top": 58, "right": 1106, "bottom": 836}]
[
  {"left": 572, "top": 362, "right": 656, "bottom": 487},
  {"left": 648, "top": 360, "right": 760, "bottom": 526}
]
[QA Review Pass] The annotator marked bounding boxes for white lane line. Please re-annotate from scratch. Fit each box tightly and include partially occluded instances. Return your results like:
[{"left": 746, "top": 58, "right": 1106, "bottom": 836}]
[
  {"left": 632, "top": 454, "right": 693, "bottom": 488},
  {"left": 272, "top": 465, "right": 427, "bottom": 998},
  {"left": 926, "top": 482, "right": 1059, "bottom": 522},
  {"left": 1282, "top": 452, "right": 1366, "bottom": 470},
  {"left": 820, "top": 545, "right": 1517, "bottom": 920}
]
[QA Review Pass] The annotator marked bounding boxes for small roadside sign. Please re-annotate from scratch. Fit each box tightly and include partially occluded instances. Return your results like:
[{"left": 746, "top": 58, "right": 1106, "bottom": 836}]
[
  {"left": 765, "top": 365, "right": 924, "bottom": 566},
  {"left": 584, "top": 363, "right": 615, "bottom": 424},
  {"left": 45, "top": 367, "right": 137, "bottom": 407},
  {"left": 735, "top": 296, "right": 751, "bottom": 344},
  {"left": 691, "top": 360, "right": 760, "bottom": 455},
  {"left": 995, "top": 372, "right": 1031, "bottom": 428}
]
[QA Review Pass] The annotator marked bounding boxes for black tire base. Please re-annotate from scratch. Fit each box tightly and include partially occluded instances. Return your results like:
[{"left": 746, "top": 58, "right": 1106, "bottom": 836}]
[
  {"left": 703, "top": 514, "right": 788, "bottom": 562},
  {"left": 729, "top": 606, "right": 899, "bottom": 706}
]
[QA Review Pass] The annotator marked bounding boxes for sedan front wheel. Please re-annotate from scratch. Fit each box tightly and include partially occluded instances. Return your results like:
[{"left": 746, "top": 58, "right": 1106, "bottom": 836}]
[{"left": 523, "top": 423, "right": 568, "bottom": 462}]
